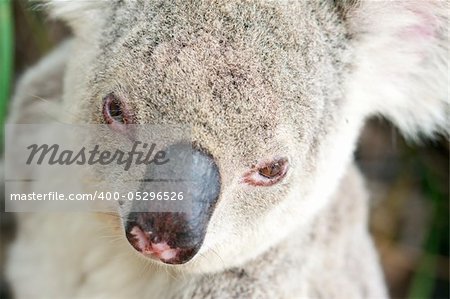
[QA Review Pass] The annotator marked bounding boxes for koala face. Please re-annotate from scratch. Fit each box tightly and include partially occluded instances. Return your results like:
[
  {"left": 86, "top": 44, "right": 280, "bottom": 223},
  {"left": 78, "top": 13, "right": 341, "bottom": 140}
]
[{"left": 53, "top": 0, "right": 448, "bottom": 272}]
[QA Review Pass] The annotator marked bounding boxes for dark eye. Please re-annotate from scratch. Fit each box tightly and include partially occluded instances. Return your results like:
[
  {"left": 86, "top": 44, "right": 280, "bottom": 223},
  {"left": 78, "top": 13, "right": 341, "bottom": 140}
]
[
  {"left": 242, "top": 158, "right": 289, "bottom": 187},
  {"left": 258, "top": 162, "right": 283, "bottom": 178},
  {"left": 102, "top": 93, "right": 133, "bottom": 125}
]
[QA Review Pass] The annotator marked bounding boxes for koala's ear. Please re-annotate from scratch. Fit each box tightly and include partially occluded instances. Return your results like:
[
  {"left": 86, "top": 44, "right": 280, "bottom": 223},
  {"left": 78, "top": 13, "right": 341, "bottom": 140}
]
[
  {"left": 34, "top": 0, "right": 108, "bottom": 34},
  {"left": 338, "top": 0, "right": 449, "bottom": 138}
]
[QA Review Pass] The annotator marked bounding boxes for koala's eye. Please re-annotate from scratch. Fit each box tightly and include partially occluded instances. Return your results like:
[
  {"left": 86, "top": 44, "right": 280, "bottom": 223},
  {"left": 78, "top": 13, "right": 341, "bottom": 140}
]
[
  {"left": 242, "top": 158, "right": 289, "bottom": 187},
  {"left": 102, "top": 93, "right": 133, "bottom": 125},
  {"left": 258, "top": 162, "right": 283, "bottom": 178}
]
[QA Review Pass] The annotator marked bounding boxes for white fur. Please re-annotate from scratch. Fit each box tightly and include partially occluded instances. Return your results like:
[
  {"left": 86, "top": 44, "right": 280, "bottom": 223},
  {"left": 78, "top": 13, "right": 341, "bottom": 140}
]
[
  {"left": 348, "top": 0, "right": 449, "bottom": 137},
  {"left": 33, "top": 0, "right": 109, "bottom": 35}
]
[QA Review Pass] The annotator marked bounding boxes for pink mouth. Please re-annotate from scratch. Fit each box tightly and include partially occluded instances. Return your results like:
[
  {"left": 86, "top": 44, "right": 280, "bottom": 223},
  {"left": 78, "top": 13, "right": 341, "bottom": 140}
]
[{"left": 129, "top": 226, "right": 179, "bottom": 262}]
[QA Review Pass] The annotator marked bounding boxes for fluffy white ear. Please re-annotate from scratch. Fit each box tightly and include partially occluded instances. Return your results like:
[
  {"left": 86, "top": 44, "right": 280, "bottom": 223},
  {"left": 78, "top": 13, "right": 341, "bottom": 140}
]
[
  {"left": 342, "top": 0, "right": 449, "bottom": 138},
  {"left": 33, "top": 0, "right": 109, "bottom": 34}
]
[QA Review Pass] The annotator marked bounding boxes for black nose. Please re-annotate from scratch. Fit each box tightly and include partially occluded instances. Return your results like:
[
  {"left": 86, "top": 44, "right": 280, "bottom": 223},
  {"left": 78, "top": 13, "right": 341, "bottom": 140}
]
[{"left": 125, "top": 144, "right": 221, "bottom": 264}]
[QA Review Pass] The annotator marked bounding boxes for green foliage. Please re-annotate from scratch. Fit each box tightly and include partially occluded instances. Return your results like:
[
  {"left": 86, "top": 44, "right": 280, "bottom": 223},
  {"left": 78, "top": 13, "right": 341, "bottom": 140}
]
[
  {"left": 0, "top": 0, "right": 13, "bottom": 146},
  {"left": 408, "top": 161, "right": 449, "bottom": 299}
]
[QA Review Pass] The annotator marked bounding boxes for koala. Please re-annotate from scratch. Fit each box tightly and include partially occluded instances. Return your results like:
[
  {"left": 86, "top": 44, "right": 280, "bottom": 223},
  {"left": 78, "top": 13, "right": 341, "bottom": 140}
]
[{"left": 5, "top": 0, "right": 448, "bottom": 298}]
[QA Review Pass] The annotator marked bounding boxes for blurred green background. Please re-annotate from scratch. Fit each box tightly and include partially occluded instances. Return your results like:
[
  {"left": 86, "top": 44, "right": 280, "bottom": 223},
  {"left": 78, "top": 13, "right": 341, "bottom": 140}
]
[{"left": 0, "top": 0, "right": 449, "bottom": 298}]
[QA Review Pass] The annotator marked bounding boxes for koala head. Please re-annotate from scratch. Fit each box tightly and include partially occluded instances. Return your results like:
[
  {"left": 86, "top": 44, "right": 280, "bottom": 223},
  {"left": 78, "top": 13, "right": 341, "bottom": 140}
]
[{"left": 43, "top": 0, "right": 448, "bottom": 272}]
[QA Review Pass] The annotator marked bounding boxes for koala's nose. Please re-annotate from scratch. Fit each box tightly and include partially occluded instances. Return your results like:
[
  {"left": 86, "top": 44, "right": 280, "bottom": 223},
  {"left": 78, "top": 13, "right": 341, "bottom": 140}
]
[{"left": 125, "top": 144, "right": 221, "bottom": 264}]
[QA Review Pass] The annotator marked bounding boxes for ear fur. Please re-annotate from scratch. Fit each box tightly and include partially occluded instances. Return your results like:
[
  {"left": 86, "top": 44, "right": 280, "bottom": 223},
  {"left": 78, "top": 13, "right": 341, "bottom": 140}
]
[
  {"left": 339, "top": 0, "right": 449, "bottom": 138},
  {"left": 32, "top": 0, "right": 109, "bottom": 34}
]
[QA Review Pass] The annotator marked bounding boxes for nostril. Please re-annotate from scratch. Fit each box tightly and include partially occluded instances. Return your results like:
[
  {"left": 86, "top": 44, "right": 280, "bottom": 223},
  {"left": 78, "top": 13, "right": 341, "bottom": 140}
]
[
  {"left": 127, "top": 225, "right": 151, "bottom": 253},
  {"left": 125, "top": 223, "right": 194, "bottom": 264},
  {"left": 125, "top": 212, "right": 210, "bottom": 264}
]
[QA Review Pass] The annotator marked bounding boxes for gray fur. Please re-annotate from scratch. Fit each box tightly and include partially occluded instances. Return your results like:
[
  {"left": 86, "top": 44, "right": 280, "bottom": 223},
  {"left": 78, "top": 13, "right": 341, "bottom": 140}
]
[{"left": 6, "top": 0, "right": 448, "bottom": 298}]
